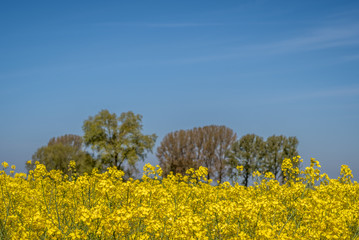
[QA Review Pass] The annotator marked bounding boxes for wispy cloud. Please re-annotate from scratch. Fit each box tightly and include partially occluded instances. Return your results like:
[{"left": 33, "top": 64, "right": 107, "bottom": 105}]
[
  {"left": 167, "top": 22, "right": 359, "bottom": 65},
  {"left": 130, "top": 22, "right": 359, "bottom": 65},
  {"left": 266, "top": 86, "right": 359, "bottom": 105},
  {"left": 340, "top": 54, "right": 359, "bottom": 62},
  {"left": 312, "top": 87, "right": 359, "bottom": 98},
  {"left": 325, "top": 9, "right": 359, "bottom": 21},
  {"left": 96, "top": 22, "right": 222, "bottom": 28},
  {"left": 240, "top": 23, "right": 359, "bottom": 57},
  {"left": 132, "top": 22, "right": 359, "bottom": 65}
]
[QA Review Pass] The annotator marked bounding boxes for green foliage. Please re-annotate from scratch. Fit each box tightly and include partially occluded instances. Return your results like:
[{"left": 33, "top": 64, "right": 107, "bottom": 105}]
[
  {"left": 82, "top": 109, "right": 157, "bottom": 177},
  {"left": 27, "top": 134, "right": 96, "bottom": 174},
  {"left": 228, "top": 134, "right": 299, "bottom": 186},
  {"left": 228, "top": 134, "right": 265, "bottom": 187},
  {"left": 263, "top": 135, "right": 299, "bottom": 183}
]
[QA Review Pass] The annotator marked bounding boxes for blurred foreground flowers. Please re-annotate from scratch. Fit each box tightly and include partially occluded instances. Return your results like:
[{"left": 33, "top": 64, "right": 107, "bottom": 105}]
[{"left": 0, "top": 157, "right": 358, "bottom": 239}]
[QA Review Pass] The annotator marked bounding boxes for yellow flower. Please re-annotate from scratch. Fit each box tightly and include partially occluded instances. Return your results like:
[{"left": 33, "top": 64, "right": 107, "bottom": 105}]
[
  {"left": 264, "top": 172, "right": 275, "bottom": 179},
  {"left": 11, "top": 165, "right": 16, "bottom": 170},
  {"left": 1, "top": 161, "right": 9, "bottom": 168},
  {"left": 68, "top": 160, "right": 76, "bottom": 169},
  {"left": 0, "top": 155, "right": 357, "bottom": 239},
  {"left": 252, "top": 170, "right": 261, "bottom": 177},
  {"left": 236, "top": 165, "right": 244, "bottom": 171}
]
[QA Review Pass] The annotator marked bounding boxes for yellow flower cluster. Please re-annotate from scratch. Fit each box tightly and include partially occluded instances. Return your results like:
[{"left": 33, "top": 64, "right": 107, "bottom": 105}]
[{"left": 0, "top": 158, "right": 358, "bottom": 239}]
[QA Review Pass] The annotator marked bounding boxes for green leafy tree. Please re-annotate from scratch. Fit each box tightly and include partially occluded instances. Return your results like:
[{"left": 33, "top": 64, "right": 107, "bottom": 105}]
[
  {"left": 82, "top": 110, "right": 157, "bottom": 178},
  {"left": 228, "top": 134, "right": 265, "bottom": 187},
  {"left": 263, "top": 135, "right": 299, "bottom": 183},
  {"left": 27, "top": 134, "right": 96, "bottom": 174}
]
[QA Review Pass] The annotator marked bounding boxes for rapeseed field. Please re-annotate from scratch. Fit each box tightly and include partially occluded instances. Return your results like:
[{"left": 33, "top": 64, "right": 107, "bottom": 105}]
[{"left": 0, "top": 157, "right": 358, "bottom": 239}]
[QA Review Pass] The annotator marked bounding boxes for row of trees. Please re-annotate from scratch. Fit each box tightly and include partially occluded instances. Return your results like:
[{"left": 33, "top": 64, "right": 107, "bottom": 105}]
[
  {"left": 157, "top": 126, "right": 236, "bottom": 183},
  {"left": 228, "top": 134, "right": 298, "bottom": 186},
  {"left": 157, "top": 127, "right": 298, "bottom": 185},
  {"left": 27, "top": 110, "right": 157, "bottom": 179},
  {"left": 27, "top": 110, "right": 299, "bottom": 185}
]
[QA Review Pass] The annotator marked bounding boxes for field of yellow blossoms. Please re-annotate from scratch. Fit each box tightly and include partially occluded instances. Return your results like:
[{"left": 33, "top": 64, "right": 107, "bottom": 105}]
[{"left": 1, "top": 157, "right": 358, "bottom": 240}]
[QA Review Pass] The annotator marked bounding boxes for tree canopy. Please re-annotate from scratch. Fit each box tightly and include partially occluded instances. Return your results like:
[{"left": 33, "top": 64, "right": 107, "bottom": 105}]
[
  {"left": 27, "top": 134, "right": 96, "bottom": 174},
  {"left": 26, "top": 109, "right": 299, "bottom": 186},
  {"left": 228, "top": 134, "right": 299, "bottom": 185},
  {"left": 82, "top": 109, "right": 157, "bottom": 177},
  {"left": 157, "top": 125, "right": 236, "bottom": 183},
  {"left": 263, "top": 135, "right": 299, "bottom": 182},
  {"left": 228, "top": 134, "right": 265, "bottom": 187}
]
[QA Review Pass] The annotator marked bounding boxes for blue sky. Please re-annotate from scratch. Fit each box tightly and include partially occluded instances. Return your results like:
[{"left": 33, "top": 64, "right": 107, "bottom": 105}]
[{"left": 1, "top": 0, "right": 358, "bottom": 179}]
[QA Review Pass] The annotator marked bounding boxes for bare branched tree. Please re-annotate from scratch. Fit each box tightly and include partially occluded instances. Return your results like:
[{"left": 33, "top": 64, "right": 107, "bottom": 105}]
[{"left": 157, "top": 125, "right": 236, "bottom": 183}]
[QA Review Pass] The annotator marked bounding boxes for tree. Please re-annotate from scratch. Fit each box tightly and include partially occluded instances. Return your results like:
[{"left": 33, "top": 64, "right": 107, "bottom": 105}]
[
  {"left": 227, "top": 134, "right": 299, "bottom": 186},
  {"left": 156, "top": 129, "right": 197, "bottom": 176},
  {"left": 201, "top": 126, "right": 237, "bottom": 183},
  {"left": 263, "top": 135, "right": 299, "bottom": 182},
  {"left": 82, "top": 110, "right": 157, "bottom": 177},
  {"left": 157, "top": 125, "right": 236, "bottom": 183},
  {"left": 27, "top": 134, "right": 96, "bottom": 174},
  {"left": 228, "top": 134, "right": 265, "bottom": 187}
]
